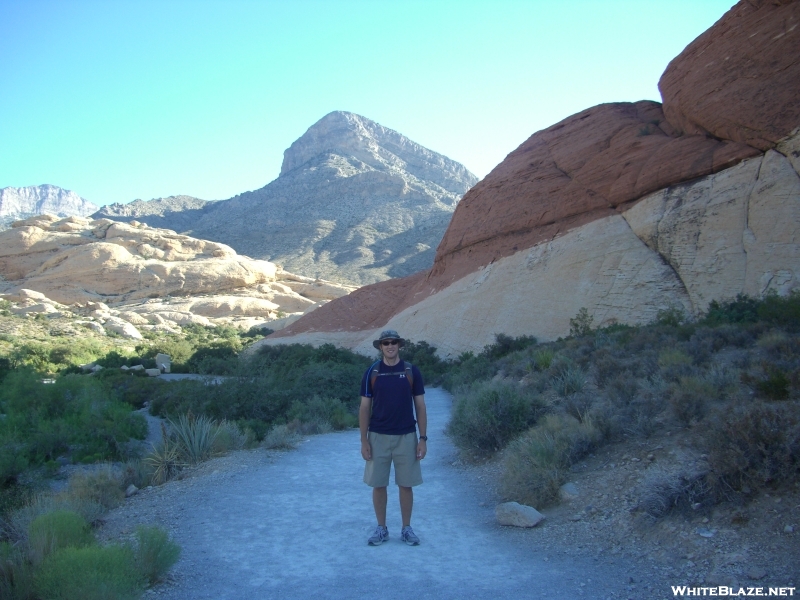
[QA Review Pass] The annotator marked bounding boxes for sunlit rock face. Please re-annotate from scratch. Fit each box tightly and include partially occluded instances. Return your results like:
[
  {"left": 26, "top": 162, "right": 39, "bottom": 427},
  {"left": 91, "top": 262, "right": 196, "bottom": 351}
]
[
  {"left": 263, "top": 0, "right": 800, "bottom": 357},
  {"left": 93, "top": 111, "right": 478, "bottom": 287},
  {"left": 0, "top": 185, "right": 98, "bottom": 230}
]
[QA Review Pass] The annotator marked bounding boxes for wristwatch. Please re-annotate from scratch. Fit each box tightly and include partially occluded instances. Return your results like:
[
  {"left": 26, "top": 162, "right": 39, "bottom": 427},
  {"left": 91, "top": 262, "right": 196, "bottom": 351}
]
[{"left": 419, "top": 435, "right": 428, "bottom": 441}]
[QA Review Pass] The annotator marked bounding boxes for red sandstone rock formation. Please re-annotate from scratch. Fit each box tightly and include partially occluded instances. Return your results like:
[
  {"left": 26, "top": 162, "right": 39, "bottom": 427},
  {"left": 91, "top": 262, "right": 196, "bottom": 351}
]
[
  {"left": 273, "top": 0, "right": 798, "bottom": 340},
  {"left": 659, "top": 0, "right": 800, "bottom": 150}
]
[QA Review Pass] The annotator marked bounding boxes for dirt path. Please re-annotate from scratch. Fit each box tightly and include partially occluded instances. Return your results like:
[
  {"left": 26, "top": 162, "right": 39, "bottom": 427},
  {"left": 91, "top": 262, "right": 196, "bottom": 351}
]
[{"left": 102, "top": 389, "right": 677, "bottom": 599}]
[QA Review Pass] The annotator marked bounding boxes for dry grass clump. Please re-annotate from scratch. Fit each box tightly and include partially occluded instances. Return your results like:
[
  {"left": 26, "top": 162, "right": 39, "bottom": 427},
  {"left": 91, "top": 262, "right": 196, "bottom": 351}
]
[
  {"left": 261, "top": 424, "right": 301, "bottom": 450},
  {"left": 66, "top": 466, "right": 125, "bottom": 511},
  {"left": 501, "top": 414, "right": 601, "bottom": 508},
  {"left": 638, "top": 466, "right": 711, "bottom": 519}
]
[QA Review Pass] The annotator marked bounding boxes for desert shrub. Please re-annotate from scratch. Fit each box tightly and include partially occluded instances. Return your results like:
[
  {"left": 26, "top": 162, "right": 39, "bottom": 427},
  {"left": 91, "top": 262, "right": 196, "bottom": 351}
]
[
  {"left": 500, "top": 414, "right": 601, "bottom": 507},
  {"left": 757, "top": 290, "right": 800, "bottom": 330},
  {"left": 212, "top": 420, "right": 250, "bottom": 453},
  {"left": 483, "top": 334, "right": 538, "bottom": 360},
  {"left": 669, "top": 376, "right": 715, "bottom": 426},
  {"left": 448, "top": 380, "right": 543, "bottom": 455},
  {"left": 705, "top": 402, "right": 800, "bottom": 494},
  {"left": 8, "top": 495, "right": 104, "bottom": 543},
  {"left": 169, "top": 413, "right": 219, "bottom": 464},
  {"left": 702, "top": 294, "right": 761, "bottom": 326},
  {"left": 657, "top": 348, "right": 694, "bottom": 382},
  {"left": 262, "top": 424, "right": 301, "bottom": 450},
  {"left": 532, "top": 348, "right": 555, "bottom": 371},
  {"left": 550, "top": 366, "right": 586, "bottom": 397},
  {"left": 655, "top": 305, "right": 687, "bottom": 327},
  {"left": 638, "top": 466, "right": 711, "bottom": 518},
  {"left": 132, "top": 525, "right": 180, "bottom": 585},
  {"left": 0, "top": 370, "right": 147, "bottom": 466},
  {"left": 755, "top": 369, "right": 790, "bottom": 400},
  {"left": 100, "top": 372, "right": 163, "bottom": 410},
  {"left": 441, "top": 354, "right": 496, "bottom": 390},
  {"left": 34, "top": 544, "right": 144, "bottom": 600},
  {"left": 401, "top": 340, "right": 450, "bottom": 384},
  {"left": 27, "top": 510, "right": 94, "bottom": 565},
  {"left": 0, "top": 541, "right": 34, "bottom": 600},
  {"left": 121, "top": 459, "right": 153, "bottom": 490},
  {"left": 569, "top": 308, "right": 594, "bottom": 337},
  {"left": 288, "top": 395, "right": 356, "bottom": 431},
  {"left": 605, "top": 373, "right": 640, "bottom": 407},
  {"left": 563, "top": 392, "right": 594, "bottom": 423},
  {"left": 144, "top": 424, "right": 184, "bottom": 485},
  {"left": 66, "top": 467, "right": 125, "bottom": 510}
]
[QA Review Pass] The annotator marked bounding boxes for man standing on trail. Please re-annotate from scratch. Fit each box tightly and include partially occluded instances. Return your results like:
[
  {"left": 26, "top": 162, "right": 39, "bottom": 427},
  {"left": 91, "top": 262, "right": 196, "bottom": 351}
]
[{"left": 359, "top": 329, "right": 428, "bottom": 546}]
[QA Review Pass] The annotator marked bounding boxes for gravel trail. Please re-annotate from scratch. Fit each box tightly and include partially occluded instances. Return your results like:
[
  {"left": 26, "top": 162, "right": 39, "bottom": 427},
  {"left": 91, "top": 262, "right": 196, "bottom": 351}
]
[{"left": 102, "top": 389, "right": 674, "bottom": 599}]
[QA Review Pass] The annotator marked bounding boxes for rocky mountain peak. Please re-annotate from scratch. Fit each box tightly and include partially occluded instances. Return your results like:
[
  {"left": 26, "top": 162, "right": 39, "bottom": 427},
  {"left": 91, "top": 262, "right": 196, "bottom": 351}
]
[
  {"left": 280, "top": 111, "right": 474, "bottom": 195},
  {"left": 0, "top": 184, "right": 98, "bottom": 229}
]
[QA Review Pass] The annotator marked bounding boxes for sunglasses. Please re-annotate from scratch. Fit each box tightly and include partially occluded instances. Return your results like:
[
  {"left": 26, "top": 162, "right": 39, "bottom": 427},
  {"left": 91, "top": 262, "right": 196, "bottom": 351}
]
[{"left": 381, "top": 340, "right": 399, "bottom": 346}]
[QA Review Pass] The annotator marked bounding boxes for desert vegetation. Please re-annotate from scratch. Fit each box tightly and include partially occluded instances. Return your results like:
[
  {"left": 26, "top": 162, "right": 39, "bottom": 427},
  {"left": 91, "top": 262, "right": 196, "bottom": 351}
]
[
  {"left": 2, "top": 292, "right": 798, "bottom": 595},
  {"left": 443, "top": 293, "right": 800, "bottom": 515}
]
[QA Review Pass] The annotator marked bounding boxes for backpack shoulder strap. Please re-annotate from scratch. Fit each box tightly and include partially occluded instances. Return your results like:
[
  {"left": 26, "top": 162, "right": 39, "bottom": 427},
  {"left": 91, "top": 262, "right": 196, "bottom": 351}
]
[
  {"left": 366, "top": 360, "right": 381, "bottom": 396},
  {"left": 404, "top": 361, "right": 414, "bottom": 389}
]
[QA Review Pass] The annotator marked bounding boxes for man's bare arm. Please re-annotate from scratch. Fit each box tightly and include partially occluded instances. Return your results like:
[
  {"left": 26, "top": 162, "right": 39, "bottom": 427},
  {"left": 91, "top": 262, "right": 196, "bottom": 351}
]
[
  {"left": 359, "top": 396, "right": 372, "bottom": 461},
  {"left": 414, "top": 394, "right": 427, "bottom": 460}
]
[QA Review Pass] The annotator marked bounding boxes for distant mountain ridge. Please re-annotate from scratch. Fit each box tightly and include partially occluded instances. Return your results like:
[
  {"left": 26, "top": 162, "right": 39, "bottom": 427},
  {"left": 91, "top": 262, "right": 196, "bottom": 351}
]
[
  {"left": 94, "top": 111, "right": 478, "bottom": 286},
  {"left": 0, "top": 185, "right": 98, "bottom": 229},
  {"left": 94, "top": 195, "right": 212, "bottom": 233}
]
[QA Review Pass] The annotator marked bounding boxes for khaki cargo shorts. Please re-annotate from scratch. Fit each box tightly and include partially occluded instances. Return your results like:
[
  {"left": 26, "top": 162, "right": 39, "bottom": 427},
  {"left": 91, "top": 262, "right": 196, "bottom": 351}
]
[{"left": 363, "top": 431, "right": 423, "bottom": 488}]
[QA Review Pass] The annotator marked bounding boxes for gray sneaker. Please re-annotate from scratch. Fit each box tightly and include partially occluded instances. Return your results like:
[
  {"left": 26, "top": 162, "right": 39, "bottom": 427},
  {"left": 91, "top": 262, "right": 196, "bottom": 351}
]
[
  {"left": 401, "top": 526, "right": 420, "bottom": 546},
  {"left": 367, "top": 525, "right": 388, "bottom": 546}
]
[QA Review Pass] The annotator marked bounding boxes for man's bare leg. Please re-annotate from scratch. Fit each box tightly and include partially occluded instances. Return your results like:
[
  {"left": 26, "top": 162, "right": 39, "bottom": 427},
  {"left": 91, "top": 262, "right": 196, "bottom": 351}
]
[
  {"left": 373, "top": 486, "right": 387, "bottom": 526},
  {"left": 399, "top": 486, "right": 413, "bottom": 527}
]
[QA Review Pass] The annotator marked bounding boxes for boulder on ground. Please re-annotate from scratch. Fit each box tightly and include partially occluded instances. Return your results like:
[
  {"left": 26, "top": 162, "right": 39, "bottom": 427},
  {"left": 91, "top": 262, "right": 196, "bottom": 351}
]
[
  {"left": 155, "top": 353, "right": 171, "bottom": 373},
  {"left": 102, "top": 316, "right": 143, "bottom": 340},
  {"left": 495, "top": 502, "right": 545, "bottom": 528}
]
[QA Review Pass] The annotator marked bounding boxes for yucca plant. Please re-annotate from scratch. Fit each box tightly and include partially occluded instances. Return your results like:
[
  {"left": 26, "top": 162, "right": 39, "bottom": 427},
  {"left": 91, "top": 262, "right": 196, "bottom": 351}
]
[
  {"left": 169, "top": 411, "right": 219, "bottom": 464},
  {"left": 144, "top": 424, "right": 184, "bottom": 485}
]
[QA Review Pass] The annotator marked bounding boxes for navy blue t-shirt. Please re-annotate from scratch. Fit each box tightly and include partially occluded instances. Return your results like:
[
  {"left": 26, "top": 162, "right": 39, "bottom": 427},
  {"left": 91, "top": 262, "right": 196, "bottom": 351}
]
[{"left": 360, "top": 360, "right": 425, "bottom": 435}]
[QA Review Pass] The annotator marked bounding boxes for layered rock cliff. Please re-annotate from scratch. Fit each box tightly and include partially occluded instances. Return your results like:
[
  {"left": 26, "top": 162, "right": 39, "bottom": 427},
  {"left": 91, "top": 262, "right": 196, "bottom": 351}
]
[
  {"left": 0, "top": 185, "right": 98, "bottom": 230},
  {"left": 264, "top": 0, "right": 800, "bottom": 357}
]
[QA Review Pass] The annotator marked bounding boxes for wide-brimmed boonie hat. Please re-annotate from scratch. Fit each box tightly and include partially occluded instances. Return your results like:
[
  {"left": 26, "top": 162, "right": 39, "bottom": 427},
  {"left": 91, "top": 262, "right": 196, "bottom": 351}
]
[{"left": 373, "top": 329, "right": 405, "bottom": 349}]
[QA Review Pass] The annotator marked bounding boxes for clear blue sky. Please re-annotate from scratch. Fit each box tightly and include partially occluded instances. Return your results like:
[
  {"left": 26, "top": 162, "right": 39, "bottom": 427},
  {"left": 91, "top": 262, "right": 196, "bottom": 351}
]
[{"left": 0, "top": 0, "right": 735, "bottom": 206}]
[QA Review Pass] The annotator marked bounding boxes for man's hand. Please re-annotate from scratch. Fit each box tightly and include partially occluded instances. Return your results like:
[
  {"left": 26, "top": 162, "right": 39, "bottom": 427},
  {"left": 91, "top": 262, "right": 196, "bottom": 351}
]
[
  {"left": 416, "top": 439, "right": 427, "bottom": 460},
  {"left": 361, "top": 440, "right": 372, "bottom": 461}
]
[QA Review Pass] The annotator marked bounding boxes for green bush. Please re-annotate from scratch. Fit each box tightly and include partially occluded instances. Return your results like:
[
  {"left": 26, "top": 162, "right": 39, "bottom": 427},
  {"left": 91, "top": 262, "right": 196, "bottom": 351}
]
[
  {"left": 500, "top": 414, "right": 601, "bottom": 507},
  {"left": 132, "top": 525, "right": 180, "bottom": 585},
  {"left": 288, "top": 395, "right": 356, "bottom": 431},
  {"left": 27, "top": 510, "right": 94, "bottom": 565},
  {"left": 34, "top": 545, "right": 144, "bottom": 600},
  {"left": 0, "top": 370, "right": 147, "bottom": 467},
  {"left": 569, "top": 308, "right": 594, "bottom": 337},
  {"left": 756, "top": 369, "right": 790, "bottom": 400},
  {"left": 448, "top": 380, "right": 542, "bottom": 454}
]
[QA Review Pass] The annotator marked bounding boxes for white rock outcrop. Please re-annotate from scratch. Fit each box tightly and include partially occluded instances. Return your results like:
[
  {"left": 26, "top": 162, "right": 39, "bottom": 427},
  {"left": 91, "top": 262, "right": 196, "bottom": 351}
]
[{"left": 0, "top": 216, "right": 356, "bottom": 332}]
